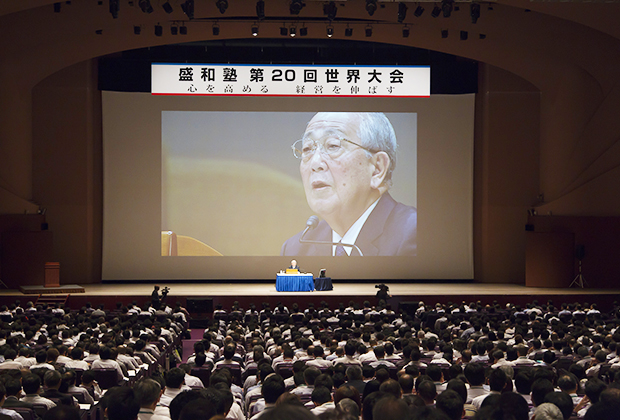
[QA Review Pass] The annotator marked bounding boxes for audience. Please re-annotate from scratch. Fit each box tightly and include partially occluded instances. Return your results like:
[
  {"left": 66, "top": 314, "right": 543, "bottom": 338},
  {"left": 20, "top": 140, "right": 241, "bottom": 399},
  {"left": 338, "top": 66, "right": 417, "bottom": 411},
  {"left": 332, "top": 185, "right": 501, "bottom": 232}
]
[{"left": 0, "top": 296, "right": 619, "bottom": 420}]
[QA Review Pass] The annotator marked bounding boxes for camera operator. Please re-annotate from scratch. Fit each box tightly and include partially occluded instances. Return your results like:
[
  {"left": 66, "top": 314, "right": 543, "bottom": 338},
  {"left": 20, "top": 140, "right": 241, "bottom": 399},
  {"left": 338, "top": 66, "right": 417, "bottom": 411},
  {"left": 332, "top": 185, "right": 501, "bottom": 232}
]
[
  {"left": 151, "top": 285, "right": 169, "bottom": 310},
  {"left": 375, "top": 284, "right": 391, "bottom": 303}
]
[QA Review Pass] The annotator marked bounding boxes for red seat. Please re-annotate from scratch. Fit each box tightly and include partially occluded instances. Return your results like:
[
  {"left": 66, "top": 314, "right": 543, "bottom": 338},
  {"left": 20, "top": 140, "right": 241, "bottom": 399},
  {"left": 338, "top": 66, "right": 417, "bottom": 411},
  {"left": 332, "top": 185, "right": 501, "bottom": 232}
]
[
  {"left": 92, "top": 368, "right": 120, "bottom": 389},
  {"left": 190, "top": 368, "right": 211, "bottom": 387}
]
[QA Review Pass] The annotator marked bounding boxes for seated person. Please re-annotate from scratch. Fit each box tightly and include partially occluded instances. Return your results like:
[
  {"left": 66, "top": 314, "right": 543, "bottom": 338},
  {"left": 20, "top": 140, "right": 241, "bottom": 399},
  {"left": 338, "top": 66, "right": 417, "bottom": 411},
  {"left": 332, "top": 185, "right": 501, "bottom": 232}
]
[{"left": 288, "top": 260, "right": 300, "bottom": 273}]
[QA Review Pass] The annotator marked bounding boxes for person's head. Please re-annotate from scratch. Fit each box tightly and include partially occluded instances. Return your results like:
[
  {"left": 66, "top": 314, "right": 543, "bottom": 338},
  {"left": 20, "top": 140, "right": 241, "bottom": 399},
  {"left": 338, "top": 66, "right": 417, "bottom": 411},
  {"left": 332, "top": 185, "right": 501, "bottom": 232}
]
[
  {"left": 296, "top": 112, "right": 397, "bottom": 235},
  {"left": 346, "top": 365, "right": 363, "bottom": 382},
  {"left": 44, "top": 370, "right": 62, "bottom": 389},
  {"left": 361, "top": 391, "right": 387, "bottom": 420},
  {"left": 488, "top": 368, "right": 507, "bottom": 392},
  {"left": 426, "top": 365, "right": 443, "bottom": 382},
  {"left": 584, "top": 377, "right": 607, "bottom": 404},
  {"left": 436, "top": 390, "right": 464, "bottom": 420},
  {"left": 290, "top": 260, "right": 297, "bottom": 267},
  {"left": 495, "top": 392, "right": 530, "bottom": 420},
  {"left": 417, "top": 380, "right": 437, "bottom": 404},
  {"left": 165, "top": 368, "right": 186, "bottom": 389},
  {"left": 303, "top": 366, "right": 321, "bottom": 386},
  {"left": 372, "top": 395, "right": 412, "bottom": 420},
  {"left": 262, "top": 374, "right": 286, "bottom": 404},
  {"left": 379, "top": 379, "right": 402, "bottom": 398},
  {"left": 259, "top": 404, "right": 320, "bottom": 420},
  {"left": 334, "top": 385, "right": 360, "bottom": 409},
  {"left": 178, "top": 399, "right": 217, "bottom": 420},
  {"left": 399, "top": 374, "right": 414, "bottom": 394},
  {"left": 531, "top": 379, "right": 555, "bottom": 407},
  {"left": 544, "top": 391, "right": 573, "bottom": 420},
  {"left": 557, "top": 375, "right": 578, "bottom": 394},
  {"left": 102, "top": 387, "right": 140, "bottom": 420},
  {"left": 168, "top": 390, "right": 204, "bottom": 420},
  {"left": 311, "top": 386, "right": 332, "bottom": 406},
  {"left": 5, "top": 378, "right": 22, "bottom": 397},
  {"left": 22, "top": 373, "right": 41, "bottom": 395},
  {"left": 223, "top": 344, "right": 235, "bottom": 360},
  {"left": 337, "top": 397, "right": 360, "bottom": 419},
  {"left": 534, "top": 402, "right": 564, "bottom": 420},
  {"left": 464, "top": 363, "right": 485, "bottom": 386},
  {"left": 133, "top": 378, "right": 162, "bottom": 408}
]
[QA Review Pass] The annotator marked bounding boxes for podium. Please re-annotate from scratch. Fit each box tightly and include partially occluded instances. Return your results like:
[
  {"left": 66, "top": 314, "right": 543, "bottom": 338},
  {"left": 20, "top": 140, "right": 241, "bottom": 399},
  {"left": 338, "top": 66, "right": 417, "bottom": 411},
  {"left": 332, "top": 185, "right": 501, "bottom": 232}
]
[{"left": 45, "top": 262, "right": 60, "bottom": 287}]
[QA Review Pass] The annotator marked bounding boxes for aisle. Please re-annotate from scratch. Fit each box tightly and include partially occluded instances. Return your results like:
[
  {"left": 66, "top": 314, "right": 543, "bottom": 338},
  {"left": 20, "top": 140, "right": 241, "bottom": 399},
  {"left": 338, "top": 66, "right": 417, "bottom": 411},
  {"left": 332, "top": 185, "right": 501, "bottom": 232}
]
[{"left": 182, "top": 328, "right": 204, "bottom": 363}]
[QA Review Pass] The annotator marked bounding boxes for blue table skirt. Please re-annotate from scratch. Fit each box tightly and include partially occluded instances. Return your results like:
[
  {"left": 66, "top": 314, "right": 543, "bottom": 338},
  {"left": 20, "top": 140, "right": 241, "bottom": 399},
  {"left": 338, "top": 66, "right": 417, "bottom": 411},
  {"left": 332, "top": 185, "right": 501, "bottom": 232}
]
[{"left": 276, "top": 274, "right": 314, "bottom": 292}]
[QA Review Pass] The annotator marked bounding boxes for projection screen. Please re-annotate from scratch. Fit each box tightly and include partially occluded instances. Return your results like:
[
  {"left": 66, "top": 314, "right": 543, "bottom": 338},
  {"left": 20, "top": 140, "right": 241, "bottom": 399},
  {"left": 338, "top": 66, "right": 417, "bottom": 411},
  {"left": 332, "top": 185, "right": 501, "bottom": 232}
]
[{"left": 102, "top": 92, "right": 474, "bottom": 281}]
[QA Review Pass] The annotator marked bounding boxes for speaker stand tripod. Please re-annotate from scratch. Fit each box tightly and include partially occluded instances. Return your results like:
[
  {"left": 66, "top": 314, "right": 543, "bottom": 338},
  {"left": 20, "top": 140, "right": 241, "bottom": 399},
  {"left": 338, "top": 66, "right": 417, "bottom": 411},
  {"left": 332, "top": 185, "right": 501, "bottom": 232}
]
[{"left": 570, "top": 259, "right": 587, "bottom": 288}]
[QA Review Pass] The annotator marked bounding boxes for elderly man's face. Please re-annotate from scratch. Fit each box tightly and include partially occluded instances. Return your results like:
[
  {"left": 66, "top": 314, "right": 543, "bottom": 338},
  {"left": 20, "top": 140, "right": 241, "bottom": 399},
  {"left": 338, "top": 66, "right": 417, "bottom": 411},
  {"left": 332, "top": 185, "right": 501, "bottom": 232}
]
[{"left": 300, "top": 113, "right": 382, "bottom": 233}]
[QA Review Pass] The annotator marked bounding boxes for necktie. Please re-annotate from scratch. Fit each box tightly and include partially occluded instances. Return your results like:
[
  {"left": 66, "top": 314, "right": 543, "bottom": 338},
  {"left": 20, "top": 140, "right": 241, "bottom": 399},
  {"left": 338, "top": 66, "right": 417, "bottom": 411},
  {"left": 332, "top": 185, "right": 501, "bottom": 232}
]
[{"left": 335, "top": 243, "right": 348, "bottom": 256}]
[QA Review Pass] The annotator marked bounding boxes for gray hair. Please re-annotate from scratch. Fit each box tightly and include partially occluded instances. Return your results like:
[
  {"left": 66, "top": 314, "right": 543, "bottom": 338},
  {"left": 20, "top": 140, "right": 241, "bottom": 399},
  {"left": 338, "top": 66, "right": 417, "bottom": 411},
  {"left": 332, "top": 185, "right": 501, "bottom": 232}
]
[
  {"left": 533, "top": 403, "right": 563, "bottom": 420},
  {"left": 356, "top": 113, "right": 398, "bottom": 188},
  {"left": 133, "top": 378, "right": 163, "bottom": 407}
]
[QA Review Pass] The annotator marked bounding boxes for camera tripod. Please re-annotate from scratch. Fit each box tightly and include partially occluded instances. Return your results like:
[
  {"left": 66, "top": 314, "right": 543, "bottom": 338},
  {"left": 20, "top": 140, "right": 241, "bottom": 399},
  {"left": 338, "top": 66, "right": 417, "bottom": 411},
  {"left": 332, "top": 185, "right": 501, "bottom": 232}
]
[{"left": 569, "top": 259, "right": 587, "bottom": 288}]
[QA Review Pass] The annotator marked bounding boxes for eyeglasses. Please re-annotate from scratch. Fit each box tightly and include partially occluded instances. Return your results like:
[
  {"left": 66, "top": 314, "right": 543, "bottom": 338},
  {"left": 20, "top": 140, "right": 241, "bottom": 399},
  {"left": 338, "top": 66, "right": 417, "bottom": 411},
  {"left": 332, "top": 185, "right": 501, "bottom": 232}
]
[{"left": 291, "top": 137, "right": 373, "bottom": 161}]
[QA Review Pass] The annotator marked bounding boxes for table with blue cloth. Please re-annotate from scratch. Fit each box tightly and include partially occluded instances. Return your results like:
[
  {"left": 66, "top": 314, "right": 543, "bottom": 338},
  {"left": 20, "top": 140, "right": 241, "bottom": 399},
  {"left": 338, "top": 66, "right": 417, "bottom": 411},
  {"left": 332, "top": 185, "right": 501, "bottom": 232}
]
[{"left": 276, "top": 273, "right": 314, "bottom": 292}]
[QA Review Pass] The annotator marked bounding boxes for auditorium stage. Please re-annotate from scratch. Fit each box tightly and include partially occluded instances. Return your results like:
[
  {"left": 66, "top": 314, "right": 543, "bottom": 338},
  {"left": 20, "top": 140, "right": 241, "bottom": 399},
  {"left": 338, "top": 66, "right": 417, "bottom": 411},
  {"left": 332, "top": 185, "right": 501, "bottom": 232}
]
[{"left": 0, "top": 282, "right": 619, "bottom": 313}]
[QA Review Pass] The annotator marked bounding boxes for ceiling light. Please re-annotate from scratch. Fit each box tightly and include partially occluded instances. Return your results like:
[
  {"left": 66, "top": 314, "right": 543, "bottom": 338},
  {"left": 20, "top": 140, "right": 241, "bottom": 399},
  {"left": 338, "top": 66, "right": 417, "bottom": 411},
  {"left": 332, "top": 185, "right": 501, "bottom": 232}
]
[
  {"left": 470, "top": 3, "right": 480, "bottom": 24},
  {"left": 398, "top": 3, "right": 407, "bottom": 23},
  {"left": 290, "top": 0, "right": 305, "bottom": 15},
  {"left": 213, "top": 23, "right": 220, "bottom": 36},
  {"left": 162, "top": 1, "right": 173, "bottom": 13},
  {"left": 345, "top": 27, "right": 353, "bottom": 37},
  {"left": 414, "top": 5, "right": 424, "bottom": 17},
  {"left": 324, "top": 1, "right": 337, "bottom": 20},
  {"left": 180, "top": 25, "right": 187, "bottom": 35},
  {"left": 460, "top": 30, "right": 468, "bottom": 40},
  {"left": 402, "top": 26, "right": 410, "bottom": 38},
  {"left": 441, "top": 29, "right": 448, "bottom": 38},
  {"left": 431, "top": 5, "right": 441, "bottom": 18},
  {"left": 133, "top": 25, "right": 141, "bottom": 35},
  {"left": 251, "top": 25, "right": 259, "bottom": 36},
  {"left": 181, "top": 0, "right": 194, "bottom": 19},
  {"left": 280, "top": 26, "right": 288, "bottom": 36},
  {"left": 109, "top": 0, "right": 119, "bottom": 18},
  {"left": 366, "top": 0, "right": 377, "bottom": 16},
  {"left": 290, "top": 25, "right": 296, "bottom": 37},
  {"left": 299, "top": 27, "right": 308, "bottom": 36},
  {"left": 442, "top": 0, "right": 453, "bottom": 18},
  {"left": 139, "top": 0, "right": 153, "bottom": 13},
  {"left": 155, "top": 24, "right": 163, "bottom": 37},
  {"left": 326, "top": 25, "right": 334, "bottom": 37},
  {"left": 365, "top": 25, "right": 373, "bottom": 37},
  {"left": 216, "top": 0, "right": 228, "bottom": 14},
  {"left": 171, "top": 25, "right": 178, "bottom": 35},
  {"left": 54, "top": 2, "right": 61, "bottom": 13},
  {"left": 256, "top": 0, "right": 265, "bottom": 20}
]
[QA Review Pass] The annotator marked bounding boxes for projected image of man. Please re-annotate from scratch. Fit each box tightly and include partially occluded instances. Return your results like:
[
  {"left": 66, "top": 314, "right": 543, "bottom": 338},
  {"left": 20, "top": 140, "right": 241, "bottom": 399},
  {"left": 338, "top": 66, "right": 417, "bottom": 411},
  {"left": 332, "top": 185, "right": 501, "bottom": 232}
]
[{"left": 281, "top": 112, "right": 417, "bottom": 256}]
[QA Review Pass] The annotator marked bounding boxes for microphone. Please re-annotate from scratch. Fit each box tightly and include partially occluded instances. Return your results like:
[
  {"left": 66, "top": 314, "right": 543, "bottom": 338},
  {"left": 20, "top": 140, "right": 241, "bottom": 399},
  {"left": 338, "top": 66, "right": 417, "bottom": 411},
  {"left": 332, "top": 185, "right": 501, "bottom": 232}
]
[{"left": 299, "top": 216, "right": 364, "bottom": 256}]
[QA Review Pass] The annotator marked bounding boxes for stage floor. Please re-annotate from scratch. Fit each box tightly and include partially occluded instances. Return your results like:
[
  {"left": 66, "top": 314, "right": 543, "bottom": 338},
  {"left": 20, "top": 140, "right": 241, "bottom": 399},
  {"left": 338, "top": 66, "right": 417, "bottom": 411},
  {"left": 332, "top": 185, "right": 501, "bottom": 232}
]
[{"left": 0, "top": 282, "right": 617, "bottom": 298}]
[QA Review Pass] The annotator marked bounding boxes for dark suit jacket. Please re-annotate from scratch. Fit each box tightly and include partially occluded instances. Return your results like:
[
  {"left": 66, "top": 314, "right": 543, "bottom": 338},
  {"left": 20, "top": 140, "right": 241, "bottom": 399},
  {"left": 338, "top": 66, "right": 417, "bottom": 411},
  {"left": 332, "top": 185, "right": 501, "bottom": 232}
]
[
  {"left": 281, "top": 193, "right": 416, "bottom": 256},
  {"left": 40, "top": 389, "right": 75, "bottom": 407}
]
